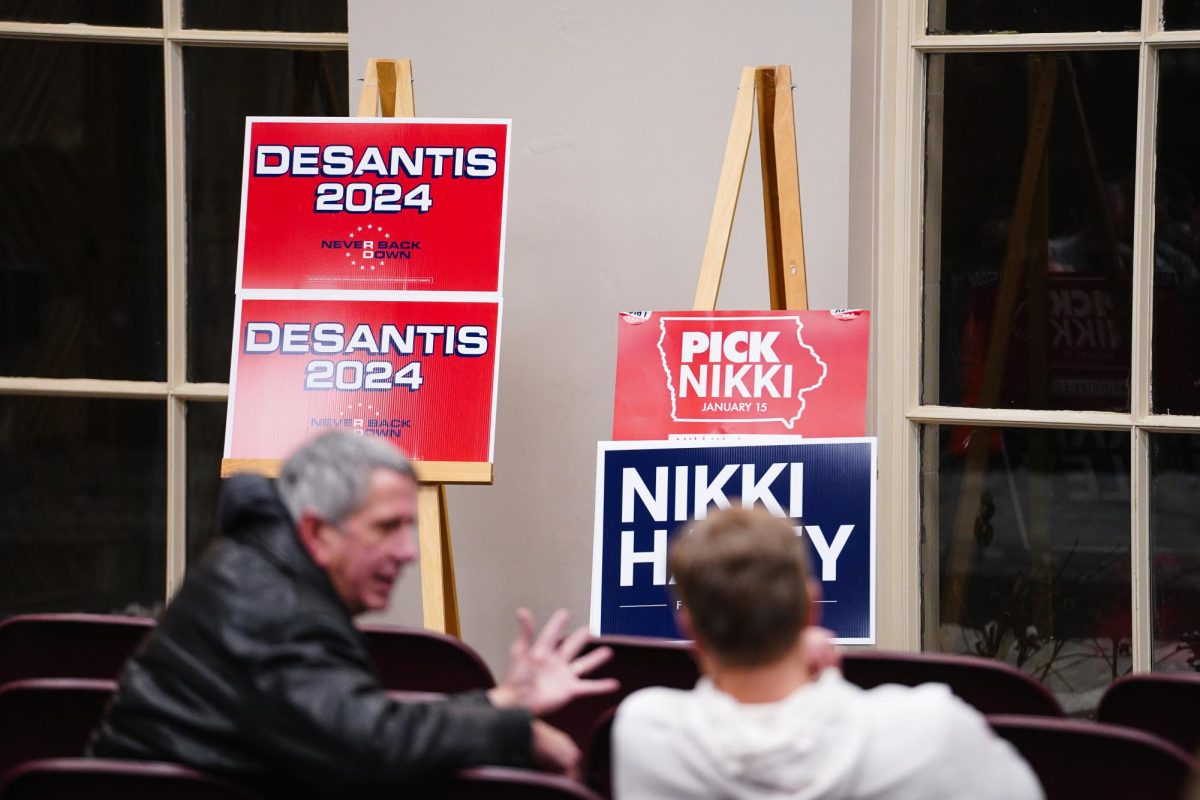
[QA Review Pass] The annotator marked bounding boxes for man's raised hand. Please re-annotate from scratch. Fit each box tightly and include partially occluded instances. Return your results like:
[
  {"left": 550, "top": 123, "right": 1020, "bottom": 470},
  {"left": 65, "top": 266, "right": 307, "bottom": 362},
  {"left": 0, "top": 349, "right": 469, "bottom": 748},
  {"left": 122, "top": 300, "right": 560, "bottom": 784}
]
[{"left": 488, "top": 608, "right": 619, "bottom": 716}]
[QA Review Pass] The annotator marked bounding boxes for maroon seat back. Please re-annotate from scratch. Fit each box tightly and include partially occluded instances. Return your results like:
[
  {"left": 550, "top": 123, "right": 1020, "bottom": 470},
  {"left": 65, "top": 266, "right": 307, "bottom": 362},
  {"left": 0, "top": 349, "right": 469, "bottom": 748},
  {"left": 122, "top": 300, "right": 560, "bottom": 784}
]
[
  {"left": 988, "top": 714, "right": 1193, "bottom": 800},
  {"left": 1097, "top": 672, "right": 1200, "bottom": 754},
  {"left": 583, "top": 707, "right": 617, "bottom": 800},
  {"left": 0, "top": 758, "right": 259, "bottom": 800},
  {"left": 423, "top": 766, "right": 604, "bottom": 799},
  {"left": 543, "top": 636, "right": 699, "bottom": 750},
  {"left": 0, "top": 614, "right": 153, "bottom": 685},
  {"left": 842, "top": 650, "right": 1064, "bottom": 716},
  {"left": 359, "top": 623, "right": 495, "bottom": 692},
  {"left": 0, "top": 679, "right": 115, "bottom": 782}
]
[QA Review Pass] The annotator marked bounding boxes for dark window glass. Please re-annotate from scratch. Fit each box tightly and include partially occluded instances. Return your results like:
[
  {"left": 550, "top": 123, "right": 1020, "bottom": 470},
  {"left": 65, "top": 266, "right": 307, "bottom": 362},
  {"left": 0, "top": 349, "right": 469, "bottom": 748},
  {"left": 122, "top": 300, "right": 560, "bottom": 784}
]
[
  {"left": 0, "top": 0, "right": 161, "bottom": 26},
  {"left": 1149, "top": 433, "right": 1200, "bottom": 673},
  {"left": 184, "top": 47, "right": 347, "bottom": 383},
  {"left": 0, "top": 395, "right": 165, "bottom": 617},
  {"left": 922, "top": 424, "right": 1131, "bottom": 713},
  {"left": 1164, "top": 0, "right": 1200, "bottom": 30},
  {"left": 183, "top": 0, "right": 346, "bottom": 32},
  {"left": 923, "top": 52, "right": 1137, "bottom": 412},
  {"left": 186, "top": 400, "right": 226, "bottom": 565},
  {"left": 0, "top": 39, "right": 165, "bottom": 380},
  {"left": 929, "top": 1, "right": 1140, "bottom": 34},
  {"left": 1151, "top": 50, "right": 1200, "bottom": 414}
]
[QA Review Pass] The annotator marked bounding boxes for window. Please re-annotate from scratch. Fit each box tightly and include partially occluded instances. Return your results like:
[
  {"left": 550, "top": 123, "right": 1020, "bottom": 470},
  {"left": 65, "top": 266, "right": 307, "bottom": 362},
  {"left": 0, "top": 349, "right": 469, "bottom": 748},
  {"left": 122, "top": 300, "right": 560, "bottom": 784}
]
[
  {"left": 0, "top": 1, "right": 347, "bottom": 616},
  {"left": 876, "top": 0, "right": 1200, "bottom": 713}
]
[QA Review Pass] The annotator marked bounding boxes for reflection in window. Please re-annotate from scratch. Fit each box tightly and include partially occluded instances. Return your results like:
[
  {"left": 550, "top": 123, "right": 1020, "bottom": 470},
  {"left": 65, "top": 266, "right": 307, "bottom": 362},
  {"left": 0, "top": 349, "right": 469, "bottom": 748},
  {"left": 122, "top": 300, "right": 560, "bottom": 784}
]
[
  {"left": 0, "top": 395, "right": 166, "bottom": 617},
  {"left": 1164, "top": 0, "right": 1200, "bottom": 31},
  {"left": 184, "top": 47, "right": 347, "bottom": 382},
  {"left": 0, "top": 39, "right": 166, "bottom": 380},
  {"left": 0, "top": 0, "right": 161, "bottom": 26},
  {"left": 186, "top": 400, "right": 226, "bottom": 565},
  {"left": 928, "top": 0, "right": 1140, "bottom": 34},
  {"left": 182, "top": 0, "right": 346, "bottom": 32},
  {"left": 923, "top": 52, "right": 1138, "bottom": 412},
  {"left": 1150, "top": 434, "right": 1200, "bottom": 674},
  {"left": 1152, "top": 50, "right": 1200, "bottom": 414},
  {"left": 923, "top": 425, "right": 1131, "bottom": 713}
]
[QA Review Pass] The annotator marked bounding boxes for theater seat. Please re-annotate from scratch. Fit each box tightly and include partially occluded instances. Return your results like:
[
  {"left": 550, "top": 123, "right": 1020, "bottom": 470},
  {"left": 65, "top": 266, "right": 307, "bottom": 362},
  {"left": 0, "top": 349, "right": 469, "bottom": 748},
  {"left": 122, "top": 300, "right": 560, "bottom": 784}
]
[
  {"left": 0, "top": 758, "right": 259, "bottom": 799},
  {"left": 1097, "top": 671, "right": 1200, "bottom": 754},
  {"left": 543, "top": 636, "right": 699, "bottom": 750},
  {"left": 0, "top": 614, "right": 153, "bottom": 685},
  {"left": 0, "top": 679, "right": 115, "bottom": 781},
  {"left": 842, "top": 650, "right": 1064, "bottom": 716},
  {"left": 988, "top": 714, "right": 1193, "bottom": 800},
  {"left": 359, "top": 623, "right": 495, "bottom": 692},
  {"left": 424, "top": 766, "right": 604, "bottom": 799}
]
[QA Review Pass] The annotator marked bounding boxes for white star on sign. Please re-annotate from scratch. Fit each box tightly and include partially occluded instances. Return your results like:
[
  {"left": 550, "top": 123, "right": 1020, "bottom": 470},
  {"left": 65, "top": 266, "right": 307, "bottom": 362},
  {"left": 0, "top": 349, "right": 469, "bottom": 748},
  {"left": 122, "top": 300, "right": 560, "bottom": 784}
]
[
  {"left": 385, "top": 233, "right": 391, "bottom": 238},
  {"left": 357, "top": 226, "right": 363, "bottom": 232},
  {"left": 367, "top": 224, "right": 374, "bottom": 229}
]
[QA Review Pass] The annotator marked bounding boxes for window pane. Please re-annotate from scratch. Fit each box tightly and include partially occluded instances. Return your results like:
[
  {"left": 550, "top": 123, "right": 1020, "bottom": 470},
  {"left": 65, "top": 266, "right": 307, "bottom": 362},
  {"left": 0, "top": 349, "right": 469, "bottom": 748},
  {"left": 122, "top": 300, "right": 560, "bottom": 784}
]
[
  {"left": 0, "top": 39, "right": 166, "bottom": 380},
  {"left": 1164, "top": 0, "right": 1200, "bottom": 30},
  {"left": 928, "top": 0, "right": 1140, "bottom": 33},
  {"left": 0, "top": 395, "right": 165, "bottom": 617},
  {"left": 186, "top": 400, "right": 226, "bottom": 565},
  {"left": 183, "top": 0, "right": 346, "bottom": 32},
  {"left": 0, "top": 0, "right": 161, "bottom": 26},
  {"left": 1150, "top": 433, "right": 1200, "bottom": 674},
  {"left": 184, "top": 47, "right": 348, "bottom": 382},
  {"left": 922, "top": 425, "right": 1132, "bottom": 713},
  {"left": 1151, "top": 50, "right": 1200, "bottom": 414},
  {"left": 923, "top": 52, "right": 1137, "bottom": 412}
]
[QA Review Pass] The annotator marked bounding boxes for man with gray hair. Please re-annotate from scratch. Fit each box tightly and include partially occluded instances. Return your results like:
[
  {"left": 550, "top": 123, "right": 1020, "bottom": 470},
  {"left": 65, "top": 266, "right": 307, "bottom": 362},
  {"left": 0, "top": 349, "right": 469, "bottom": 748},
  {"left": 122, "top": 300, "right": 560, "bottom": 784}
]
[{"left": 91, "top": 431, "right": 614, "bottom": 797}]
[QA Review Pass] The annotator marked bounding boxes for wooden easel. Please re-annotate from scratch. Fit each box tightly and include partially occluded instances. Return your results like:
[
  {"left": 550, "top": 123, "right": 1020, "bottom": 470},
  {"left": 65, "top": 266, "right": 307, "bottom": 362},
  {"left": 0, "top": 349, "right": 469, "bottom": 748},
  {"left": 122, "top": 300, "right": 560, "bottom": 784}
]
[
  {"left": 695, "top": 66, "right": 808, "bottom": 311},
  {"left": 355, "top": 57, "right": 480, "bottom": 637},
  {"left": 222, "top": 58, "right": 485, "bottom": 637}
]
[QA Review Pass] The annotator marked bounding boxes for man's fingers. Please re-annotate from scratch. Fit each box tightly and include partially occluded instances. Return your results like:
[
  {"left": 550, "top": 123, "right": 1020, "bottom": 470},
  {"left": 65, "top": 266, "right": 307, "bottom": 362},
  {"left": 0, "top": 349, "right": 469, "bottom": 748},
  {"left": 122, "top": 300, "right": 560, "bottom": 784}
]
[
  {"left": 532, "top": 608, "right": 570, "bottom": 654},
  {"left": 514, "top": 607, "right": 536, "bottom": 653},
  {"left": 573, "top": 676, "right": 620, "bottom": 697},
  {"left": 569, "top": 644, "right": 612, "bottom": 676},
  {"left": 557, "top": 624, "right": 590, "bottom": 662}
]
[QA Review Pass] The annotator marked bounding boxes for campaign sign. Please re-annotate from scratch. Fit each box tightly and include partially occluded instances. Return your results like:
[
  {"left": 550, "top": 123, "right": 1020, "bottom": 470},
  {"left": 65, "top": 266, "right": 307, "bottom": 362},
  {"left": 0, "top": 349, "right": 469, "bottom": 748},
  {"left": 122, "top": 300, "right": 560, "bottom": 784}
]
[
  {"left": 591, "top": 438, "right": 876, "bottom": 644},
  {"left": 224, "top": 295, "right": 500, "bottom": 463},
  {"left": 238, "top": 117, "right": 510, "bottom": 293},
  {"left": 612, "top": 310, "right": 869, "bottom": 440}
]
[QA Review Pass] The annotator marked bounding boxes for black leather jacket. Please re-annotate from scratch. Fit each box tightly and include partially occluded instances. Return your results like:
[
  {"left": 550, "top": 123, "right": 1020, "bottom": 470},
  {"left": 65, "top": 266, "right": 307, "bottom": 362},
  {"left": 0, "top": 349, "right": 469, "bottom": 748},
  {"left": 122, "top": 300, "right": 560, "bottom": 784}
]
[{"left": 90, "top": 474, "right": 531, "bottom": 798}]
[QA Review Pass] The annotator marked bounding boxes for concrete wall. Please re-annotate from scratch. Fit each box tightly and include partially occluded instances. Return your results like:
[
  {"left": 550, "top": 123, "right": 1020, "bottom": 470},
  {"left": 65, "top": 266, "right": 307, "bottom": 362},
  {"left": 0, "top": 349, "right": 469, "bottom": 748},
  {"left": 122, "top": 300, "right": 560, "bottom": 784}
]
[{"left": 349, "top": 0, "right": 860, "bottom": 672}]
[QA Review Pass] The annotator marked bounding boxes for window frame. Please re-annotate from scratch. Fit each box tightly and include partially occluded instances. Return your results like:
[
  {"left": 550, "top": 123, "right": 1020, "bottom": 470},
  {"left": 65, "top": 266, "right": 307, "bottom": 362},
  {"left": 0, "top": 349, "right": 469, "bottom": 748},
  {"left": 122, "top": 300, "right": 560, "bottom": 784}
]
[
  {"left": 0, "top": 0, "right": 347, "bottom": 598},
  {"left": 873, "top": 0, "right": 1200, "bottom": 672}
]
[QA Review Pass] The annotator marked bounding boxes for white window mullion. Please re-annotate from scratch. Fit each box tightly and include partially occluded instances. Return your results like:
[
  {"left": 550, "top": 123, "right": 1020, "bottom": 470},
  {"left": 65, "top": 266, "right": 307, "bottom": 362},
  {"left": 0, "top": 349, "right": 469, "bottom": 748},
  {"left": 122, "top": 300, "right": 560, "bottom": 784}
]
[
  {"left": 1128, "top": 26, "right": 1159, "bottom": 673},
  {"left": 163, "top": 0, "right": 188, "bottom": 596}
]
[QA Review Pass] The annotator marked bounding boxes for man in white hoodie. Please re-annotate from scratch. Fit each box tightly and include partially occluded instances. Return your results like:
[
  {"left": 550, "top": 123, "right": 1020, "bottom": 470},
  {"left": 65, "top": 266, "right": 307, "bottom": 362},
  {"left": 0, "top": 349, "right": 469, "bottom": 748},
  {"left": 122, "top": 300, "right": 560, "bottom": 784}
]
[{"left": 612, "top": 507, "right": 1044, "bottom": 800}]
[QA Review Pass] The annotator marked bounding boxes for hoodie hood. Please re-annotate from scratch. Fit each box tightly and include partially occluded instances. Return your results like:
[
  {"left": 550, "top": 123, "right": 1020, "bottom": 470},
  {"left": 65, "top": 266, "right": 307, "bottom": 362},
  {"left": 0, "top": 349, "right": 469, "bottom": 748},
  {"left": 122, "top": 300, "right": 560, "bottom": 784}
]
[{"left": 682, "top": 670, "right": 870, "bottom": 799}]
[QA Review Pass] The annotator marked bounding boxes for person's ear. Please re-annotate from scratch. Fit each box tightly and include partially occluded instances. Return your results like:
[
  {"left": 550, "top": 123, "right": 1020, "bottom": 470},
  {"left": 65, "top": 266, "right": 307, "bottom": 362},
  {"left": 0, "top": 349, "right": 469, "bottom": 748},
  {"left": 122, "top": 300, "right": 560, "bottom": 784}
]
[
  {"left": 676, "top": 606, "right": 695, "bottom": 640},
  {"left": 676, "top": 607, "right": 715, "bottom": 673},
  {"left": 296, "top": 511, "right": 338, "bottom": 567},
  {"left": 806, "top": 578, "right": 822, "bottom": 626}
]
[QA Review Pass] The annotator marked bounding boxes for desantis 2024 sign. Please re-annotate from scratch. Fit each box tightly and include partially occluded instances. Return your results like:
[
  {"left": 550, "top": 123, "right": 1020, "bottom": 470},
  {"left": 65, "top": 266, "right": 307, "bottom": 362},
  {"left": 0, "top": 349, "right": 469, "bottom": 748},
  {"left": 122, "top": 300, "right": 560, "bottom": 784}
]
[
  {"left": 237, "top": 117, "right": 509, "bottom": 292},
  {"left": 224, "top": 118, "right": 509, "bottom": 465},
  {"left": 591, "top": 439, "right": 876, "bottom": 644},
  {"left": 613, "top": 310, "right": 869, "bottom": 439}
]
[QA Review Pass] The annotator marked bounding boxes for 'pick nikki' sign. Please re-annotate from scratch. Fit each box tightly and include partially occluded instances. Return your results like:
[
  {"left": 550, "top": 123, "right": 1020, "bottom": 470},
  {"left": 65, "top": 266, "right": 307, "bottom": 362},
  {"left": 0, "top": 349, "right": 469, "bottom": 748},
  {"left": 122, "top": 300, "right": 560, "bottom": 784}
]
[{"left": 591, "top": 438, "right": 876, "bottom": 644}]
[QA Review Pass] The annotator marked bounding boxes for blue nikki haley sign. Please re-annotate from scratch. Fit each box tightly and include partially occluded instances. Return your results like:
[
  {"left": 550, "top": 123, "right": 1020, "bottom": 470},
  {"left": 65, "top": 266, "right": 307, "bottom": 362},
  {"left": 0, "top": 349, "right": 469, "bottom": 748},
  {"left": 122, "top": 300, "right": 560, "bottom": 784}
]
[{"left": 590, "top": 438, "right": 876, "bottom": 644}]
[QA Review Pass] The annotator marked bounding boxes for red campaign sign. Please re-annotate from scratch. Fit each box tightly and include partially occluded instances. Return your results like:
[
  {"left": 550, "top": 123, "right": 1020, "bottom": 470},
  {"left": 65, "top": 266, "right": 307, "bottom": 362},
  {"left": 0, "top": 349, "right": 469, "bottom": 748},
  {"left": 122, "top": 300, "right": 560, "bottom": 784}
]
[
  {"left": 613, "top": 310, "right": 870, "bottom": 439},
  {"left": 225, "top": 297, "right": 500, "bottom": 463},
  {"left": 238, "top": 117, "right": 510, "bottom": 293}
]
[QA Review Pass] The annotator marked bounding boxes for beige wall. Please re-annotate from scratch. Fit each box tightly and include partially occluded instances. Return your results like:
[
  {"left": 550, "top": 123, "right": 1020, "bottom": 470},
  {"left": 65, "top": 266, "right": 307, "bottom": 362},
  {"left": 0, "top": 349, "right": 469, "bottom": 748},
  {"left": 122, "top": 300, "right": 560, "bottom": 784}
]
[{"left": 349, "top": 0, "right": 866, "bottom": 672}]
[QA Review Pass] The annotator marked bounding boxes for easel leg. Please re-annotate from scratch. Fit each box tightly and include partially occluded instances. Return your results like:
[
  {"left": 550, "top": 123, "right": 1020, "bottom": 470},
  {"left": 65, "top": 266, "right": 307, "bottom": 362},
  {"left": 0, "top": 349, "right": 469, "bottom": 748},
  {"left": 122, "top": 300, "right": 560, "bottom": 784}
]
[{"left": 417, "top": 483, "right": 461, "bottom": 637}]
